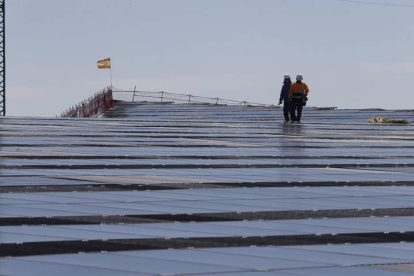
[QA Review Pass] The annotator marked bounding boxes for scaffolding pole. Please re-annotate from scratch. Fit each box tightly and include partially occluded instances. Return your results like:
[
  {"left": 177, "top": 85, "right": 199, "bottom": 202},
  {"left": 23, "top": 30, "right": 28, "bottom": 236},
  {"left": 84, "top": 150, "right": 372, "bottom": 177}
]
[{"left": 0, "top": 0, "right": 5, "bottom": 116}]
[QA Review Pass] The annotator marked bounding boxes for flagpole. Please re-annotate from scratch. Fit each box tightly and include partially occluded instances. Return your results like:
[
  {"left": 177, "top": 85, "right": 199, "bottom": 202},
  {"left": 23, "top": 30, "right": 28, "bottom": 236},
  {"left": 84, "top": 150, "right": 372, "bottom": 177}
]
[{"left": 109, "top": 66, "right": 113, "bottom": 89}]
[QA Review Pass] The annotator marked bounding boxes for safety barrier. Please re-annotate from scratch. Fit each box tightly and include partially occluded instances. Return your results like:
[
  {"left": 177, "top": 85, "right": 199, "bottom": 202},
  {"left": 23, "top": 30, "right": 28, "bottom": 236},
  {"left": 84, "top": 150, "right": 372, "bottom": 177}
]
[
  {"left": 60, "top": 87, "right": 270, "bottom": 118},
  {"left": 112, "top": 88, "right": 269, "bottom": 107},
  {"left": 60, "top": 87, "right": 113, "bottom": 118}
]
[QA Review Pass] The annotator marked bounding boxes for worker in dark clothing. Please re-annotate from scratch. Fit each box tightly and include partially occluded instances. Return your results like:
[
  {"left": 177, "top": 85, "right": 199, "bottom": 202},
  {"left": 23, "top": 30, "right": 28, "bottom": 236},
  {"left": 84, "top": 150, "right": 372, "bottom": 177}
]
[
  {"left": 288, "top": 73, "right": 309, "bottom": 122},
  {"left": 278, "top": 74, "right": 292, "bottom": 122}
]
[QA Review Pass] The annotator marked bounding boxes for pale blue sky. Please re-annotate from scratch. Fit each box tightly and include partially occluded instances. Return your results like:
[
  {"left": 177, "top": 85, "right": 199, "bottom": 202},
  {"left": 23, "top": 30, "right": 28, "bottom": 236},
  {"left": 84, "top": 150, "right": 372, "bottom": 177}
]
[{"left": 8, "top": 0, "right": 414, "bottom": 116}]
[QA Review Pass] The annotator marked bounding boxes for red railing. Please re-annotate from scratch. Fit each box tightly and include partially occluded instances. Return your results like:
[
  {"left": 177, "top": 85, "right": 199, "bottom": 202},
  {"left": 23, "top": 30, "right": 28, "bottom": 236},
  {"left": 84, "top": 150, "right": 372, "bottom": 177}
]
[{"left": 60, "top": 87, "right": 113, "bottom": 118}]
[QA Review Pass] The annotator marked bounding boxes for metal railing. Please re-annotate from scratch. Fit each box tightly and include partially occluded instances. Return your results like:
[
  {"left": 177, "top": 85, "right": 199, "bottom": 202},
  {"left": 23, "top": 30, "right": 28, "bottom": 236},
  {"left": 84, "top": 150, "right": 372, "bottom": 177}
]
[
  {"left": 60, "top": 87, "right": 272, "bottom": 118},
  {"left": 60, "top": 87, "right": 113, "bottom": 118},
  {"left": 112, "top": 87, "right": 270, "bottom": 107}
]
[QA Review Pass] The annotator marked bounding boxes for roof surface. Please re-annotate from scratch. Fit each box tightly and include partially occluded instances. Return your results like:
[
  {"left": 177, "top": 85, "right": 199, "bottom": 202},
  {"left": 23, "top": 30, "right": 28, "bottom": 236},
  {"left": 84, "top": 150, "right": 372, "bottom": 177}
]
[{"left": 1, "top": 102, "right": 414, "bottom": 275}]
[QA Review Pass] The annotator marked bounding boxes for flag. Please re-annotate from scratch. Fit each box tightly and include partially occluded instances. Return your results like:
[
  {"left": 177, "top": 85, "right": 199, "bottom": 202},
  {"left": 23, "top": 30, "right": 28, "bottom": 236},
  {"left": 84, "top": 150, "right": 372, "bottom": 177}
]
[{"left": 97, "top": 58, "right": 111, "bottom": 69}]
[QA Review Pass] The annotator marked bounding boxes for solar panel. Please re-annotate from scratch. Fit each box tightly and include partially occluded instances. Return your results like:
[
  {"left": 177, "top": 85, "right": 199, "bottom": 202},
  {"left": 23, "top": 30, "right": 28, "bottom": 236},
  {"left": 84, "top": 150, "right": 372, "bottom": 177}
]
[{"left": 0, "top": 102, "right": 414, "bottom": 275}]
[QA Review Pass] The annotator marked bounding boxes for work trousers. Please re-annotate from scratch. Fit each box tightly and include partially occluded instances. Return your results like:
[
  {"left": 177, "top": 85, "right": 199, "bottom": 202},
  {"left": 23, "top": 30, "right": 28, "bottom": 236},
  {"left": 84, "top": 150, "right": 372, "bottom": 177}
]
[
  {"left": 283, "top": 101, "right": 290, "bottom": 121},
  {"left": 290, "top": 100, "right": 303, "bottom": 121}
]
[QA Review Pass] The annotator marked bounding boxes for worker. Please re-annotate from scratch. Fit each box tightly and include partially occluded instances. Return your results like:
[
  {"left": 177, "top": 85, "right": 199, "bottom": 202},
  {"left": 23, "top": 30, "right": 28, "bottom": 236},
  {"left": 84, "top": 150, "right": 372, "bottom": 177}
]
[
  {"left": 278, "top": 74, "right": 292, "bottom": 122},
  {"left": 288, "top": 74, "right": 309, "bottom": 122}
]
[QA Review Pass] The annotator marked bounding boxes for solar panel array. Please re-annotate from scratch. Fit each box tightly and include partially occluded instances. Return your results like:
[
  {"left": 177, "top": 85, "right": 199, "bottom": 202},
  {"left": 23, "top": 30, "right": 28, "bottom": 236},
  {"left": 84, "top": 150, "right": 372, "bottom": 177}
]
[{"left": 1, "top": 102, "right": 414, "bottom": 275}]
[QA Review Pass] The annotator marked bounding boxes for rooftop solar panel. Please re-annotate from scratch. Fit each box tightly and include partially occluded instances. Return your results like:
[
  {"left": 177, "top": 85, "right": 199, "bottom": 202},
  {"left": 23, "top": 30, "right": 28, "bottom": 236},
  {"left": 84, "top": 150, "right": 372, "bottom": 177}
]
[{"left": 1, "top": 102, "right": 414, "bottom": 275}]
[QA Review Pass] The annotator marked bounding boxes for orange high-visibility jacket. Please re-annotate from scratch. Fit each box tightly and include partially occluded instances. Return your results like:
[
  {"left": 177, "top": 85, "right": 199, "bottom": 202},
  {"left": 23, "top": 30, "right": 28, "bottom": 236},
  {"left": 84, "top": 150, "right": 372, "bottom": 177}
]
[{"left": 288, "top": 82, "right": 309, "bottom": 100}]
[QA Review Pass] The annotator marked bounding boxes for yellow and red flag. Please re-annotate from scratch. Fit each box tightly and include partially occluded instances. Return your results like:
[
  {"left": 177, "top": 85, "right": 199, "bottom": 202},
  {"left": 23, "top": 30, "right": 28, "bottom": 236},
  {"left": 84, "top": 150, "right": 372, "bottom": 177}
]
[{"left": 97, "top": 58, "right": 111, "bottom": 69}]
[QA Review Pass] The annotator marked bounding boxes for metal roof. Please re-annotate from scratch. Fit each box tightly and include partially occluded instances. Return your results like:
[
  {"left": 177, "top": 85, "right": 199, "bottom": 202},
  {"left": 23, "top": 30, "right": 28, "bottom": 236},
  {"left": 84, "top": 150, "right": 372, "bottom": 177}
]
[{"left": 1, "top": 102, "right": 414, "bottom": 275}]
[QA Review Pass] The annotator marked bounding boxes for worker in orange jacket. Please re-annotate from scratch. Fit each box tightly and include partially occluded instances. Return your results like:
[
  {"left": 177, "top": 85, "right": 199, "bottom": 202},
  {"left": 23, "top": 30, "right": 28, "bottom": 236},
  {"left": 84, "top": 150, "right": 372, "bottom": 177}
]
[{"left": 288, "top": 74, "right": 309, "bottom": 122}]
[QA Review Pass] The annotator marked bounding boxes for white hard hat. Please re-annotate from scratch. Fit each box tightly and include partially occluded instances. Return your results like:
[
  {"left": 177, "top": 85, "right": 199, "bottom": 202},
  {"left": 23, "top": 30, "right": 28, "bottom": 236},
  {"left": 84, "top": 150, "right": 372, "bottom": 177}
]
[
  {"left": 296, "top": 74, "right": 303, "bottom": 81},
  {"left": 284, "top": 74, "right": 291, "bottom": 80}
]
